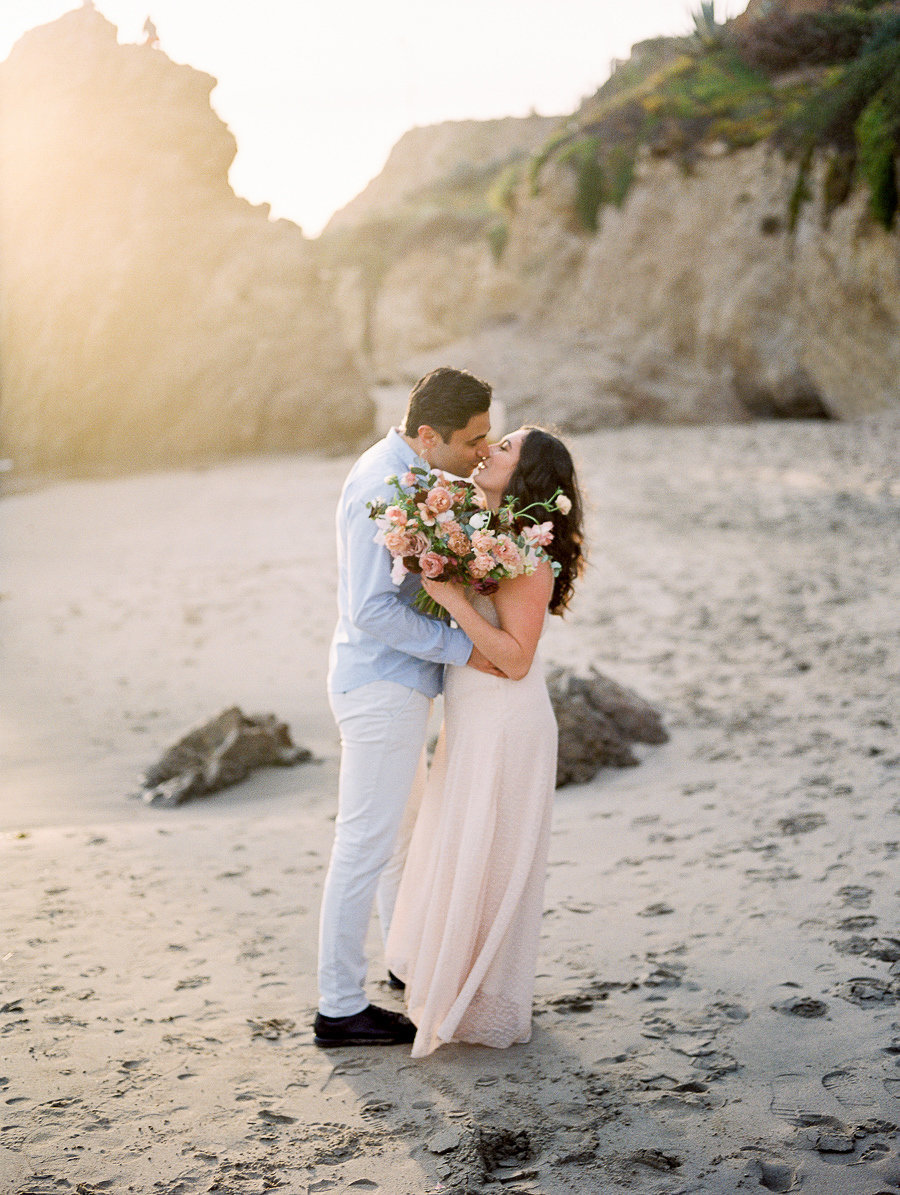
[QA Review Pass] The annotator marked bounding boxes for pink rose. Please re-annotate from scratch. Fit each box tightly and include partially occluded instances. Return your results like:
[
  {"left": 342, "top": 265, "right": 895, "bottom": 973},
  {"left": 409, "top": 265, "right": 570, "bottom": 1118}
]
[
  {"left": 425, "top": 486, "right": 453, "bottom": 514},
  {"left": 420, "top": 551, "right": 449, "bottom": 579},
  {"left": 385, "top": 505, "right": 407, "bottom": 526},
  {"left": 401, "top": 472, "right": 417, "bottom": 487},
  {"left": 468, "top": 554, "right": 494, "bottom": 580},
  {"left": 494, "top": 535, "right": 523, "bottom": 568},
  {"left": 383, "top": 529, "right": 412, "bottom": 554},
  {"left": 471, "top": 531, "right": 496, "bottom": 554},
  {"left": 408, "top": 531, "right": 430, "bottom": 556},
  {"left": 522, "top": 520, "right": 554, "bottom": 547}
]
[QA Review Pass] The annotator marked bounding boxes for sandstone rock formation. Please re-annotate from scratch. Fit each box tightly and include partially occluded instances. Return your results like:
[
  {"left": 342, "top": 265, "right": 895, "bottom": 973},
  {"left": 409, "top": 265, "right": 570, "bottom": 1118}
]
[
  {"left": 0, "top": 8, "right": 371, "bottom": 475},
  {"left": 325, "top": 116, "right": 558, "bottom": 233},
  {"left": 318, "top": 3, "right": 900, "bottom": 432},
  {"left": 547, "top": 667, "right": 669, "bottom": 787},
  {"left": 328, "top": 141, "right": 900, "bottom": 430}
]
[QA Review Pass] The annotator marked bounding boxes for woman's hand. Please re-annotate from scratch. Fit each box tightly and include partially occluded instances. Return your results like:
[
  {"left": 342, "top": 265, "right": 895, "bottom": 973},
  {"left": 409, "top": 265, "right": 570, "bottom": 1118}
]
[{"left": 421, "top": 575, "right": 469, "bottom": 615}]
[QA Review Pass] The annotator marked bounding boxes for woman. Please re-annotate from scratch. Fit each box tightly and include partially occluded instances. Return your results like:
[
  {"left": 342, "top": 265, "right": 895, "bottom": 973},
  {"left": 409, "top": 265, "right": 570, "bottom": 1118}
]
[{"left": 385, "top": 426, "right": 584, "bottom": 1057}]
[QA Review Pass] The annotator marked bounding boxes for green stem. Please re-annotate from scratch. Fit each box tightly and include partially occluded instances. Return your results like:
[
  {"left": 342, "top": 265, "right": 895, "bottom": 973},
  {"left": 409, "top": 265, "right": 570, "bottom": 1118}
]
[{"left": 413, "top": 589, "right": 451, "bottom": 622}]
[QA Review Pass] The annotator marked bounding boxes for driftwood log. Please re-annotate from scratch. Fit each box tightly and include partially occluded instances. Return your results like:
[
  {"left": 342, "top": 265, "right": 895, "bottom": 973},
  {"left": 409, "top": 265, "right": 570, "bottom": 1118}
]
[
  {"left": 137, "top": 706, "right": 312, "bottom": 807},
  {"left": 547, "top": 667, "right": 669, "bottom": 787}
]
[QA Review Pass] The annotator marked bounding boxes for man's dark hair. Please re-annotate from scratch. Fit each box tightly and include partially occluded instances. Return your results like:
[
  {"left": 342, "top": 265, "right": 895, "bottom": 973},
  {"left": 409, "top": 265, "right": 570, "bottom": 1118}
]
[{"left": 403, "top": 367, "right": 492, "bottom": 441}]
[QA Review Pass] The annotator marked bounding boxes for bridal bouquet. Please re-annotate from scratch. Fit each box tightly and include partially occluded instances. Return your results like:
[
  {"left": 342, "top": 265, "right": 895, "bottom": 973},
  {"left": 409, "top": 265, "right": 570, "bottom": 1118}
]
[{"left": 369, "top": 467, "right": 566, "bottom": 618}]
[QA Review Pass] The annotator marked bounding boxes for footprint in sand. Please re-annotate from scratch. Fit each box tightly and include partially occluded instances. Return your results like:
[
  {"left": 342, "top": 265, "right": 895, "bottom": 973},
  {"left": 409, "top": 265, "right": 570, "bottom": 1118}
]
[
  {"left": 837, "top": 914, "right": 878, "bottom": 931},
  {"left": 638, "top": 901, "right": 675, "bottom": 917},
  {"left": 822, "top": 1064, "right": 878, "bottom": 1109},
  {"left": 758, "top": 1157, "right": 800, "bottom": 1192},
  {"left": 769, "top": 1073, "right": 838, "bottom": 1126},
  {"left": 257, "top": 1108, "right": 297, "bottom": 1124},
  {"left": 836, "top": 884, "right": 874, "bottom": 908},
  {"left": 772, "top": 996, "right": 829, "bottom": 1019},
  {"left": 834, "top": 976, "right": 900, "bottom": 1007},
  {"left": 174, "top": 975, "right": 210, "bottom": 990},
  {"left": 777, "top": 812, "right": 827, "bottom": 836}
]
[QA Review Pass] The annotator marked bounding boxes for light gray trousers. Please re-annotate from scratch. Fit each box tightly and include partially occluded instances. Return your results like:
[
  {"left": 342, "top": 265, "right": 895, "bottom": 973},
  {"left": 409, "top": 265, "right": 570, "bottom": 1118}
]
[{"left": 317, "top": 680, "right": 430, "bottom": 1017}]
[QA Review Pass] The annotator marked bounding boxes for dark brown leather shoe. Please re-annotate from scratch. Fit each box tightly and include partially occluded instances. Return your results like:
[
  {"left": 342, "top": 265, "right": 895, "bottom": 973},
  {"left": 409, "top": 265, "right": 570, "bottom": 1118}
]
[
  {"left": 387, "top": 970, "right": 405, "bottom": 991},
  {"left": 313, "top": 1003, "right": 416, "bottom": 1046}
]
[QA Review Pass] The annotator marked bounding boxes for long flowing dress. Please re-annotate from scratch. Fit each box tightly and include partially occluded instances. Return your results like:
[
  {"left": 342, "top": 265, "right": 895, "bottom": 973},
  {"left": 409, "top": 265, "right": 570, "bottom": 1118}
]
[{"left": 385, "top": 594, "right": 558, "bottom": 1058}]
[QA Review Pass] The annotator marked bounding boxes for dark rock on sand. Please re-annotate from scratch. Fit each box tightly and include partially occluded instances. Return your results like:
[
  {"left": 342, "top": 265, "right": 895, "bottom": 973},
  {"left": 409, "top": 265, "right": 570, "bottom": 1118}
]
[
  {"left": 548, "top": 667, "right": 669, "bottom": 787},
  {"left": 136, "top": 707, "right": 311, "bottom": 807}
]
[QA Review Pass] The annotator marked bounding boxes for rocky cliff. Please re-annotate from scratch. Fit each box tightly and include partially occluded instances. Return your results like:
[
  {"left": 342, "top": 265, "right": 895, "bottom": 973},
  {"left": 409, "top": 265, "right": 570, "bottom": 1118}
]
[
  {"left": 325, "top": 115, "right": 558, "bottom": 232},
  {"left": 0, "top": 8, "right": 370, "bottom": 475},
  {"left": 319, "top": 1, "right": 900, "bottom": 429},
  {"left": 365, "top": 144, "right": 900, "bottom": 429}
]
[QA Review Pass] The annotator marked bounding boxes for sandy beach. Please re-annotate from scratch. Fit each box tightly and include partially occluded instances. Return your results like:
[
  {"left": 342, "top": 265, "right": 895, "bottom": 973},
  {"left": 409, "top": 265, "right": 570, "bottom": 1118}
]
[{"left": 2, "top": 415, "right": 899, "bottom": 1194}]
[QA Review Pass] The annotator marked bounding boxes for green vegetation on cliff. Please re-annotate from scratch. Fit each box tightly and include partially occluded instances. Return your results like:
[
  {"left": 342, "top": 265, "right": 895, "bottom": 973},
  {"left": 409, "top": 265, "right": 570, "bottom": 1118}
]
[
  {"left": 316, "top": 1, "right": 898, "bottom": 288},
  {"left": 530, "top": 1, "right": 900, "bottom": 236}
]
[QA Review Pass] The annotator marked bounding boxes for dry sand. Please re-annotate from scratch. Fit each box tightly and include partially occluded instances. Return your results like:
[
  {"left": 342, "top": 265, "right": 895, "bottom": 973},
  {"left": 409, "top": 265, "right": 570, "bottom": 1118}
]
[{"left": 1, "top": 415, "right": 899, "bottom": 1194}]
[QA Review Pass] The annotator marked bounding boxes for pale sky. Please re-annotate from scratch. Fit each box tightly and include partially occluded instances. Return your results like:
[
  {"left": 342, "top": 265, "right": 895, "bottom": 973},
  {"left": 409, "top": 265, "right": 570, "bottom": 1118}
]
[{"left": 1, "top": 1, "right": 745, "bottom": 235}]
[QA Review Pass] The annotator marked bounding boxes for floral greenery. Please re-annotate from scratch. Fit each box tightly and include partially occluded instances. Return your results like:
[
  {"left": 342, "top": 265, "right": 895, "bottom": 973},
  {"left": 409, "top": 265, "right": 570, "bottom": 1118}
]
[
  {"left": 485, "top": 163, "right": 522, "bottom": 261},
  {"left": 788, "top": 147, "right": 815, "bottom": 233},
  {"left": 556, "top": 136, "right": 605, "bottom": 231},
  {"left": 369, "top": 468, "right": 565, "bottom": 620}
]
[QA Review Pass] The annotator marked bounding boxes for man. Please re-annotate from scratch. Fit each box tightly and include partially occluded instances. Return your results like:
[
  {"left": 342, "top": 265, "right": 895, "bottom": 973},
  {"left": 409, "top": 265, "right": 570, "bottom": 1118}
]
[{"left": 314, "top": 367, "right": 497, "bottom": 1046}]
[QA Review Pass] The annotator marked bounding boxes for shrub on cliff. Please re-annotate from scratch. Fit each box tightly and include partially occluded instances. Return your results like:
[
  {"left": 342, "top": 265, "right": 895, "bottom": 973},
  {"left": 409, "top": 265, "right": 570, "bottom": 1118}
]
[
  {"left": 535, "top": 48, "right": 780, "bottom": 230},
  {"left": 530, "top": 3, "right": 899, "bottom": 234},
  {"left": 778, "top": 13, "right": 900, "bottom": 228},
  {"left": 730, "top": 8, "right": 886, "bottom": 73}
]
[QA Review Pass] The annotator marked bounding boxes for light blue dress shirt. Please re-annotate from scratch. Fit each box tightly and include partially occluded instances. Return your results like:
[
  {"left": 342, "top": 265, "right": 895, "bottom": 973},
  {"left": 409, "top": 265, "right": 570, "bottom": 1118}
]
[{"left": 327, "top": 428, "right": 473, "bottom": 698}]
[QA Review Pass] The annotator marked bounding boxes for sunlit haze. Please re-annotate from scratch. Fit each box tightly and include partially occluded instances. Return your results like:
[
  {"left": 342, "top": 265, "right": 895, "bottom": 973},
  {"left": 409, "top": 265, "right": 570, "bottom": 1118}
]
[{"left": 1, "top": 1, "right": 743, "bottom": 234}]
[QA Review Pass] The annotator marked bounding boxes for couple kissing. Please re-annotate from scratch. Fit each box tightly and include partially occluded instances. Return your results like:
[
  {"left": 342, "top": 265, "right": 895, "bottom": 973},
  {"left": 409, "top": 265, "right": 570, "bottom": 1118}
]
[{"left": 314, "top": 367, "right": 584, "bottom": 1057}]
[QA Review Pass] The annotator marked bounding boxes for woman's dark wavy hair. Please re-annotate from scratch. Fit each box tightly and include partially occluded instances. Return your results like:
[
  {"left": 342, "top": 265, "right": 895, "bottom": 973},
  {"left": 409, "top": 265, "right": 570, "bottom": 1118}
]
[{"left": 504, "top": 427, "right": 585, "bottom": 615}]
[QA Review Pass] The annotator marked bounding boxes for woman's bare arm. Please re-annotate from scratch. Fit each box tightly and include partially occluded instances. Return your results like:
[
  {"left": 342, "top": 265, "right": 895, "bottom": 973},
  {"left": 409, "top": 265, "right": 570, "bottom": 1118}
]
[{"left": 421, "top": 562, "right": 553, "bottom": 681}]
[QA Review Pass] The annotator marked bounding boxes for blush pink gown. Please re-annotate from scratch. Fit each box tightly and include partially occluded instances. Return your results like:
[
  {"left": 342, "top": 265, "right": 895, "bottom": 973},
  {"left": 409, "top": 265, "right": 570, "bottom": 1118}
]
[{"left": 385, "top": 596, "right": 558, "bottom": 1057}]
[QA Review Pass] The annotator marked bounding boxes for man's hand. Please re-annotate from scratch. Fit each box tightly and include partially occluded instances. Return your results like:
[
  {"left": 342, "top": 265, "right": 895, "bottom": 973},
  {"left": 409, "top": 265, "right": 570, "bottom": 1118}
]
[{"left": 467, "top": 645, "right": 506, "bottom": 677}]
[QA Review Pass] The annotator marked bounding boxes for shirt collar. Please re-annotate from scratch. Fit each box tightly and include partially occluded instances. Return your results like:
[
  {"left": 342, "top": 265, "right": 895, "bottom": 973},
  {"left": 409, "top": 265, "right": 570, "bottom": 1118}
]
[{"left": 388, "top": 426, "right": 427, "bottom": 471}]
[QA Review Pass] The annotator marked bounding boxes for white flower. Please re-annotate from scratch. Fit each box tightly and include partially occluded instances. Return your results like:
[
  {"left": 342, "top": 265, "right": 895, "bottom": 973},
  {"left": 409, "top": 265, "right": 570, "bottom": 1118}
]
[
  {"left": 436, "top": 509, "right": 455, "bottom": 524},
  {"left": 521, "top": 545, "right": 541, "bottom": 572},
  {"left": 390, "top": 555, "right": 408, "bottom": 586},
  {"left": 555, "top": 493, "right": 572, "bottom": 515},
  {"left": 469, "top": 511, "right": 489, "bottom": 529}
]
